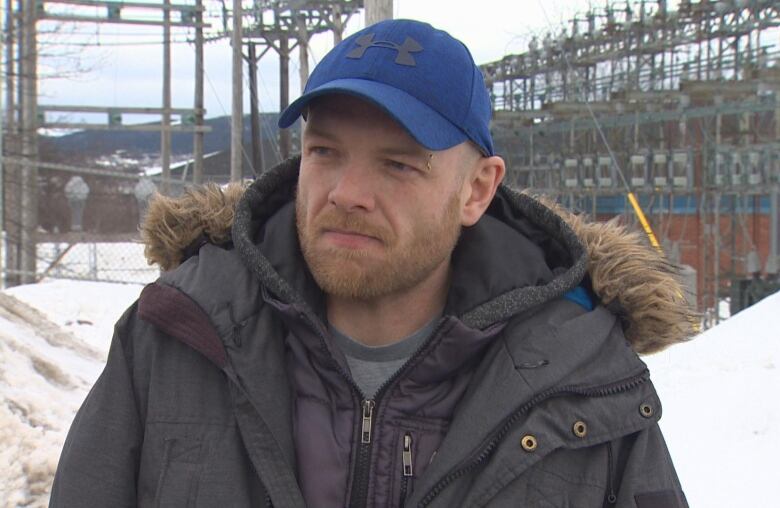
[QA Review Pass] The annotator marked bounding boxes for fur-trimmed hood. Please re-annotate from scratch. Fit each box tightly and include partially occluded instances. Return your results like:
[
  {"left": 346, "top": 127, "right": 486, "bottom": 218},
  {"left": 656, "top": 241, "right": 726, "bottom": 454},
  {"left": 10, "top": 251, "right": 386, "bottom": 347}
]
[{"left": 140, "top": 158, "right": 696, "bottom": 354}]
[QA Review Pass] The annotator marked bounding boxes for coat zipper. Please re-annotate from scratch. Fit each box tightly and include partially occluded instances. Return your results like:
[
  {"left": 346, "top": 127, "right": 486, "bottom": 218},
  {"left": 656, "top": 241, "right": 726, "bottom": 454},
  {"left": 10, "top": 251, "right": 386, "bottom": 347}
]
[
  {"left": 361, "top": 399, "right": 376, "bottom": 443},
  {"left": 301, "top": 311, "right": 447, "bottom": 508},
  {"left": 604, "top": 441, "right": 617, "bottom": 505},
  {"left": 400, "top": 432, "right": 414, "bottom": 506},
  {"left": 297, "top": 313, "right": 372, "bottom": 508},
  {"left": 297, "top": 313, "right": 371, "bottom": 508},
  {"left": 349, "top": 397, "right": 375, "bottom": 508},
  {"left": 416, "top": 369, "right": 650, "bottom": 507},
  {"left": 350, "top": 319, "right": 448, "bottom": 508}
]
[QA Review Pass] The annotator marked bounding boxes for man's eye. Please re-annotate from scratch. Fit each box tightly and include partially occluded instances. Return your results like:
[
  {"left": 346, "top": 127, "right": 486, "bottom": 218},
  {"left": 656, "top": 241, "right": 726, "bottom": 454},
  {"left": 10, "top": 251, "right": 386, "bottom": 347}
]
[
  {"left": 310, "top": 146, "right": 333, "bottom": 156},
  {"left": 385, "top": 159, "right": 414, "bottom": 172}
]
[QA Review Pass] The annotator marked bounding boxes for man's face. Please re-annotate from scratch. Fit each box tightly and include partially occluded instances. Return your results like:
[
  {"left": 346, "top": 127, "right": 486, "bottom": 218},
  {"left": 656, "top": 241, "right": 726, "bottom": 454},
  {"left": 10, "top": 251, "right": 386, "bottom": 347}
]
[{"left": 296, "top": 94, "right": 477, "bottom": 300}]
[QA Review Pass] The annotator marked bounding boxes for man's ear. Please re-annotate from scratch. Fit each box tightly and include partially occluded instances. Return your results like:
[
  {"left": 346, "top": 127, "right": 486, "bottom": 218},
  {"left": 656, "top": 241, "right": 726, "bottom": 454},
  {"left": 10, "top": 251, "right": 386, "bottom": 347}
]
[{"left": 460, "top": 156, "right": 506, "bottom": 227}]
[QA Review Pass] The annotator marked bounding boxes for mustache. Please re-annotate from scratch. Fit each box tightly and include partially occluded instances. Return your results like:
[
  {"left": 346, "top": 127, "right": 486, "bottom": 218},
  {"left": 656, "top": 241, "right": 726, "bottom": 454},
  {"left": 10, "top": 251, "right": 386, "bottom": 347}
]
[{"left": 312, "top": 208, "right": 394, "bottom": 245}]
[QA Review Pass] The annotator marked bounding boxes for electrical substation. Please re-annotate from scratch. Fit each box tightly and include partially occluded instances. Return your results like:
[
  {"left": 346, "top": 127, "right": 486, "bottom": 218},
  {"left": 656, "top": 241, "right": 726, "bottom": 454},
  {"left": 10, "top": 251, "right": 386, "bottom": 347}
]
[
  {"left": 1, "top": 0, "right": 779, "bottom": 326},
  {"left": 482, "top": 0, "right": 780, "bottom": 324}
]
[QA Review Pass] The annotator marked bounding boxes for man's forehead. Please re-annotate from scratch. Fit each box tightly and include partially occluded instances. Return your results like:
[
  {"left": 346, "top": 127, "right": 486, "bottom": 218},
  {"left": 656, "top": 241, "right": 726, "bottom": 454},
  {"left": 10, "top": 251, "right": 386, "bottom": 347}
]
[
  {"left": 307, "top": 94, "right": 402, "bottom": 128},
  {"left": 307, "top": 93, "right": 381, "bottom": 114},
  {"left": 305, "top": 95, "right": 429, "bottom": 154}
]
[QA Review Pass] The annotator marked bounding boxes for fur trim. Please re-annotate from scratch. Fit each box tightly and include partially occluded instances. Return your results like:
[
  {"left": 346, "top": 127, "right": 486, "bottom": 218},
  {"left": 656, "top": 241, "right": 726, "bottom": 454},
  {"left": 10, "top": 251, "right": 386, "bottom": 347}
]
[
  {"left": 531, "top": 194, "right": 698, "bottom": 354},
  {"left": 140, "top": 183, "right": 246, "bottom": 271},
  {"left": 139, "top": 182, "right": 696, "bottom": 354}
]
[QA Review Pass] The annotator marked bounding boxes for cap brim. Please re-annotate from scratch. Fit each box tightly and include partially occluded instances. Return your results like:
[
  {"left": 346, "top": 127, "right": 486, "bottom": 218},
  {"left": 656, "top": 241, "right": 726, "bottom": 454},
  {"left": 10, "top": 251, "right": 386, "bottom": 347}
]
[{"left": 278, "top": 79, "right": 468, "bottom": 151}]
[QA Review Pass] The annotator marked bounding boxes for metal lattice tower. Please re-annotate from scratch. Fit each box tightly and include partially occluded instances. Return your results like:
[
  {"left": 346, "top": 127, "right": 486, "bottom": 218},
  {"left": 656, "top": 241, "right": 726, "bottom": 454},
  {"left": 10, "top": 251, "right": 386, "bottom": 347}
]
[
  {"left": 481, "top": 0, "right": 780, "bottom": 326},
  {"left": 221, "top": 1, "right": 363, "bottom": 164}
]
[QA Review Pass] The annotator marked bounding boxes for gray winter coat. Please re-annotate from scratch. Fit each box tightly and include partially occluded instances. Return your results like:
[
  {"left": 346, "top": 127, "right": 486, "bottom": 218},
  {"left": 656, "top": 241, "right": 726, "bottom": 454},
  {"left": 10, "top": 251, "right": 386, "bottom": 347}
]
[{"left": 51, "top": 158, "right": 693, "bottom": 508}]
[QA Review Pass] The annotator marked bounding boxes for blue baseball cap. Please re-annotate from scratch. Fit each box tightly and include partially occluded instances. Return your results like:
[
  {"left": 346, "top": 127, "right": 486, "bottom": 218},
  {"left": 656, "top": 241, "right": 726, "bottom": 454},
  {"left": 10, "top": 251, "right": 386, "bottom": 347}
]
[{"left": 278, "top": 19, "right": 495, "bottom": 156}]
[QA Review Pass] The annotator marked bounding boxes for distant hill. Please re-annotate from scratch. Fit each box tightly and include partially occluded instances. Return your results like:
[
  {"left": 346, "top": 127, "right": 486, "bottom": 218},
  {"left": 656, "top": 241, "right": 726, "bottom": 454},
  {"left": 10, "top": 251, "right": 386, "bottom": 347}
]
[
  {"left": 41, "top": 113, "right": 292, "bottom": 159},
  {"left": 35, "top": 113, "right": 297, "bottom": 235}
]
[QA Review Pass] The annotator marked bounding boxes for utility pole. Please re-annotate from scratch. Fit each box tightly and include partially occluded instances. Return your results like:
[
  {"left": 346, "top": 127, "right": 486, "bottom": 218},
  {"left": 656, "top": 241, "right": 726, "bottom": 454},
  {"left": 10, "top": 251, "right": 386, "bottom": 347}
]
[
  {"left": 0, "top": 1, "right": 4, "bottom": 288},
  {"left": 193, "top": 0, "right": 204, "bottom": 184},
  {"left": 3, "top": 0, "right": 20, "bottom": 287},
  {"left": 230, "top": 0, "right": 243, "bottom": 182},
  {"left": 365, "top": 0, "right": 393, "bottom": 26},
  {"left": 773, "top": 94, "right": 780, "bottom": 275},
  {"left": 296, "top": 11, "right": 309, "bottom": 93},
  {"left": 331, "top": 3, "right": 345, "bottom": 44},
  {"left": 161, "top": 0, "right": 171, "bottom": 194},
  {"left": 770, "top": 188, "right": 778, "bottom": 274},
  {"left": 20, "top": 0, "right": 37, "bottom": 284},
  {"left": 279, "top": 33, "right": 291, "bottom": 159},
  {"left": 242, "top": 2, "right": 360, "bottom": 162},
  {"left": 247, "top": 42, "right": 264, "bottom": 176},
  {"left": 296, "top": 10, "right": 309, "bottom": 145}
]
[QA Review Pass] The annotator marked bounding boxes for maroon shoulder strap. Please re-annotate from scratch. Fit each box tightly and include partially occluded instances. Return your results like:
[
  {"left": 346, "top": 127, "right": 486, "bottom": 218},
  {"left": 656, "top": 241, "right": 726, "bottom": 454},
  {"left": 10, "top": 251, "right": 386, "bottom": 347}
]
[{"left": 138, "top": 283, "right": 227, "bottom": 368}]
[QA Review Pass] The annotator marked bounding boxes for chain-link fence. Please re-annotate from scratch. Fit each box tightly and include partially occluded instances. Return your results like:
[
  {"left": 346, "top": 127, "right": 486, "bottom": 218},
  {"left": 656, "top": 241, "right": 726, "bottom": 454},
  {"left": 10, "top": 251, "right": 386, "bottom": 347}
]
[
  {"left": 0, "top": 106, "right": 295, "bottom": 289},
  {"left": 34, "top": 240, "right": 158, "bottom": 284},
  {"left": 1, "top": 156, "right": 183, "bottom": 287}
]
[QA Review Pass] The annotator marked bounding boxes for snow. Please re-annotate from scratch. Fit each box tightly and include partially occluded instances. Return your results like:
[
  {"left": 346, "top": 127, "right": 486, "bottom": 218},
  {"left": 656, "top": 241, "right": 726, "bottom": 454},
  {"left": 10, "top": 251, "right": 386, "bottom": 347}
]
[
  {"left": 8, "top": 279, "right": 144, "bottom": 352},
  {"left": 0, "top": 278, "right": 778, "bottom": 506},
  {"left": 645, "top": 289, "right": 780, "bottom": 507},
  {"left": 0, "top": 281, "right": 142, "bottom": 507}
]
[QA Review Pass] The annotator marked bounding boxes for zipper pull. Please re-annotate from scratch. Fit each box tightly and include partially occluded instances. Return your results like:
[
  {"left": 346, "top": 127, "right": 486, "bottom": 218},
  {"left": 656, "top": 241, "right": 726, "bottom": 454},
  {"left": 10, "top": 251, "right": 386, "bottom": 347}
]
[
  {"left": 361, "top": 399, "right": 375, "bottom": 444},
  {"left": 402, "top": 433, "right": 413, "bottom": 476}
]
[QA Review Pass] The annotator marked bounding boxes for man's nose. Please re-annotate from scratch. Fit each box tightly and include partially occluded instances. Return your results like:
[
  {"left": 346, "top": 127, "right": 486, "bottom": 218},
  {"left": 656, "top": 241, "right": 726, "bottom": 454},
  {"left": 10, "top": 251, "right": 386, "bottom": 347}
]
[{"left": 327, "top": 162, "right": 376, "bottom": 212}]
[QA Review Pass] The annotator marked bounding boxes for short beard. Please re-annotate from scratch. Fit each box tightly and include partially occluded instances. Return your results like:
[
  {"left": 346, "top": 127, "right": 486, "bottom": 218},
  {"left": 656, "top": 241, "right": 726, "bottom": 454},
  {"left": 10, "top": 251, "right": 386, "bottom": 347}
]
[{"left": 296, "top": 192, "right": 462, "bottom": 300}]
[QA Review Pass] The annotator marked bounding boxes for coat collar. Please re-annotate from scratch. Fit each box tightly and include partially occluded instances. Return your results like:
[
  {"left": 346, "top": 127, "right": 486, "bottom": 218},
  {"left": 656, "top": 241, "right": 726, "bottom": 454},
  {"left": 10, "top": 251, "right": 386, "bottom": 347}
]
[{"left": 142, "top": 156, "right": 696, "bottom": 355}]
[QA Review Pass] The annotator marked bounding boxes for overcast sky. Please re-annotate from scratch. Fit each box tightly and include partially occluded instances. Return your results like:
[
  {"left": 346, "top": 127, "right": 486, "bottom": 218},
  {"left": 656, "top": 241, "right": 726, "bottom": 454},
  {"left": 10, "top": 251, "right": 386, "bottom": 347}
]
[{"left": 34, "top": 0, "right": 603, "bottom": 125}]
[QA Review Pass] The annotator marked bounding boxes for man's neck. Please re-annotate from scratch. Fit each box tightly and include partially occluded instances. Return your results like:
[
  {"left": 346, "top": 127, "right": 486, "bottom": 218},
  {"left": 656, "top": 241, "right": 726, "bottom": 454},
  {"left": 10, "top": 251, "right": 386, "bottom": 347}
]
[{"left": 326, "top": 260, "right": 451, "bottom": 347}]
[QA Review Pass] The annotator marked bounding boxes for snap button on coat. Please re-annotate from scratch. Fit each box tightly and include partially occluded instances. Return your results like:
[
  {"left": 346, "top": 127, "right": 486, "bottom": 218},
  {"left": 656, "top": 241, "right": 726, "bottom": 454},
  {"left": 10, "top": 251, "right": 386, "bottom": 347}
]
[
  {"left": 639, "top": 403, "right": 654, "bottom": 418},
  {"left": 572, "top": 420, "right": 588, "bottom": 438},
  {"left": 520, "top": 434, "right": 538, "bottom": 452}
]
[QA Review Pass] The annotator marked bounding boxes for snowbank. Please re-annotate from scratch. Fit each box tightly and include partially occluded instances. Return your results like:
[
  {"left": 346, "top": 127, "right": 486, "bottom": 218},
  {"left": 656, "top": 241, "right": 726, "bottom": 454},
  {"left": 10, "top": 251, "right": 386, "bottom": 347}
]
[
  {"left": 8, "top": 279, "right": 144, "bottom": 352},
  {"left": 0, "top": 280, "right": 142, "bottom": 507},
  {"left": 646, "top": 290, "right": 780, "bottom": 507}
]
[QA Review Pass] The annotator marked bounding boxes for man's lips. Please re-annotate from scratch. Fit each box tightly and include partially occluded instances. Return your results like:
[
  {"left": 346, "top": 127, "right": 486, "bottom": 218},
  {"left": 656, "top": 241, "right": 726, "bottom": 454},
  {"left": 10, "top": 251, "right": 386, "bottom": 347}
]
[{"left": 321, "top": 228, "right": 383, "bottom": 248}]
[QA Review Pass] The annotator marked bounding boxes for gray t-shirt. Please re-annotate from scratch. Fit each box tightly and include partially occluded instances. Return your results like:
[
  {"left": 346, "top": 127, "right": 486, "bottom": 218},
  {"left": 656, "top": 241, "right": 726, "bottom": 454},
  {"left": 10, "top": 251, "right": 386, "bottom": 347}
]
[{"left": 329, "top": 317, "right": 440, "bottom": 398}]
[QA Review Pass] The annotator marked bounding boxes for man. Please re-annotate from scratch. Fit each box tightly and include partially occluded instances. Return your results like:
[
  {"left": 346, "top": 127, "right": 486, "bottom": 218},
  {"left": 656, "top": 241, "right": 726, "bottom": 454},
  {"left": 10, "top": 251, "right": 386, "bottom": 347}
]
[{"left": 51, "top": 19, "right": 694, "bottom": 507}]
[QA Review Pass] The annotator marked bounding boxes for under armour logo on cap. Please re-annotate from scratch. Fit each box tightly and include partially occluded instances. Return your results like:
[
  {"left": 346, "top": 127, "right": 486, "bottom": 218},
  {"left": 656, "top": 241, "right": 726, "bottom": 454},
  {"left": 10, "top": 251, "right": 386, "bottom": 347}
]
[{"left": 346, "top": 33, "right": 423, "bottom": 66}]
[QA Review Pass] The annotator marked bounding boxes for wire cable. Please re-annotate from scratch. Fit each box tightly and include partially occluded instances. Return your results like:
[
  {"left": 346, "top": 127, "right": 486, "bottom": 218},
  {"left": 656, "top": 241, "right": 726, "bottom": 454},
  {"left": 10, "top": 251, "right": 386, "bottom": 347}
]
[{"left": 534, "top": 0, "right": 668, "bottom": 252}]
